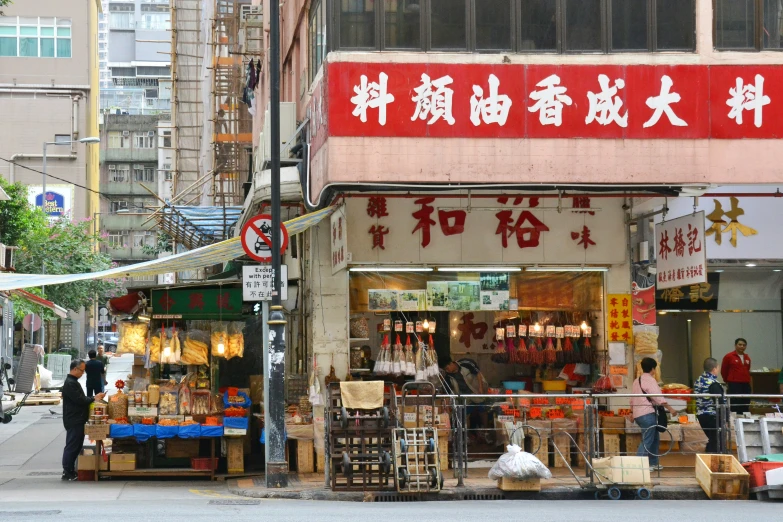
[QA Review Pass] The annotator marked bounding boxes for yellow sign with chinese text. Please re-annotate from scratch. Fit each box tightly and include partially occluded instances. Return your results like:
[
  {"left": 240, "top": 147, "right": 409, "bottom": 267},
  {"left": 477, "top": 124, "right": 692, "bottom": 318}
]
[{"left": 607, "top": 294, "right": 633, "bottom": 344}]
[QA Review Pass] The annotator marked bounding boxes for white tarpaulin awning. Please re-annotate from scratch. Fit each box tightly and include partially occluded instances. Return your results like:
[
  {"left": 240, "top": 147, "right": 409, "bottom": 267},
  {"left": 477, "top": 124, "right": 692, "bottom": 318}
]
[{"left": 0, "top": 207, "right": 335, "bottom": 292}]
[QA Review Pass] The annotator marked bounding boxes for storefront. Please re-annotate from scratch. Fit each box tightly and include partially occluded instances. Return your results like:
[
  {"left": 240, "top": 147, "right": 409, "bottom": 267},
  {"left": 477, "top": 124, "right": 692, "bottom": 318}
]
[
  {"left": 327, "top": 193, "right": 631, "bottom": 422},
  {"left": 632, "top": 187, "right": 783, "bottom": 399}
]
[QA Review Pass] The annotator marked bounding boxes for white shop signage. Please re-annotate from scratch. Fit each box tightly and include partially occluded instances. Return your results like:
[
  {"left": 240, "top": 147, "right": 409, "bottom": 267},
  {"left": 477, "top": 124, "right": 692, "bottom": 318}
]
[
  {"left": 657, "top": 188, "right": 774, "bottom": 260},
  {"left": 654, "top": 212, "right": 707, "bottom": 290},
  {"left": 345, "top": 195, "right": 627, "bottom": 265},
  {"left": 330, "top": 205, "right": 348, "bottom": 274}
]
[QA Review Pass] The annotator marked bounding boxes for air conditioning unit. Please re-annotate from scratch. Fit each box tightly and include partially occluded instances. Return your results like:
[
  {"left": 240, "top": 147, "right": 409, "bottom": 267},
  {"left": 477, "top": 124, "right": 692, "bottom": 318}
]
[
  {"left": 261, "top": 102, "right": 297, "bottom": 163},
  {"left": 122, "top": 130, "right": 130, "bottom": 137},
  {"left": 109, "top": 164, "right": 116, "bottom": 170},
  {"left": 147, "top": 131, "right": 155, "bottom": 137}
]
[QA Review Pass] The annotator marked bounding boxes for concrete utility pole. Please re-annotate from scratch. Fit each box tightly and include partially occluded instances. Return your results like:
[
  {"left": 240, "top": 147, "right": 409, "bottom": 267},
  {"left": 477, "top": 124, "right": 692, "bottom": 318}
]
[{"left": 265, "top": 0, "right": 288, "bottom": 488}]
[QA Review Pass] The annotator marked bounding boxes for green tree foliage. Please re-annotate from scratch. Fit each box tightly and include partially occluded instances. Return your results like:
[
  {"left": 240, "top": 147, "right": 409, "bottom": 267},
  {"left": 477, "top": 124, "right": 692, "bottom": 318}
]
[
  {"left": 0, "top": 178, "right": 47, "bottom": 247},
  {"left": 14, "top": 218, "right": 124, "bottom": 319},
  {"left": 0, "top": 1, "right": 11, "bottom": 16}
]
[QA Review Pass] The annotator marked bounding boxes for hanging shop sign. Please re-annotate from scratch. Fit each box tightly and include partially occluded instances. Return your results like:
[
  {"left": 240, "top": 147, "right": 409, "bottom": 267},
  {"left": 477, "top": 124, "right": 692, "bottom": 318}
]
[
  {"left": 241, "top": 213, "right": 289, "bottom": 263},
  {"left": 150, "top": 287, "right": 243, "bottom": 319},
  {"left": 655, "top": 212, "right": 707, "bottom": 290},
  {"left": 656, "top": 273, "right": 720, "bottom": 311},
  {"left": 330, "top": 206, "right": 348, "bottom": 274},
  {"left": 607, "top": 294, "right": 633, "bottom": 343},
  {"left": 349, "top": 195, "right": 625, "bottom": 265},
  {"left": 329, "top": 63, "right": 783, "bottom": 140},
  {"left": 656, "top": 193, "right": 766, "bottom": 260},
  {"left": 242, "top": 265, "right": 288, "bottom": 302}
]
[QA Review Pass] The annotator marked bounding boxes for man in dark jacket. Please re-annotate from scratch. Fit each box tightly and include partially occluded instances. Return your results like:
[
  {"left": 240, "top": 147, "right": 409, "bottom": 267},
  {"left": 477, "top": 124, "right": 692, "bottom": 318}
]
[
  {"left": 61, "top": 360, "right": 104, "bottom": 480},
  {"left": 84, "top": 350, "right": 106, "bottom": 397}
]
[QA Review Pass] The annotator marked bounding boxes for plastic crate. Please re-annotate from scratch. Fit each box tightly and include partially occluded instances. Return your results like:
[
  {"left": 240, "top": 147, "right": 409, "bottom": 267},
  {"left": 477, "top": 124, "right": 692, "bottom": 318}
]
[
  {"left": 191, "top": 457, "right": 219, "bottom": 470},
  {"left": 742, "top": 461, "right": 783, "bottom": 489},
  {"left": 77, "top": 470, "right": 95, "bottom": 481}
]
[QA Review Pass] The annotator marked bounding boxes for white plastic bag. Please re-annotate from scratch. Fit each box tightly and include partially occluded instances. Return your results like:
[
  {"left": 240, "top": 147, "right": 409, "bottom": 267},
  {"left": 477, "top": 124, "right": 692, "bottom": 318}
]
[
  {"left": 37, "top": 364, "right": 53, "bottom": 389},
  {"left": 488, "top": 444, "right": 552, "bottom": 480}
]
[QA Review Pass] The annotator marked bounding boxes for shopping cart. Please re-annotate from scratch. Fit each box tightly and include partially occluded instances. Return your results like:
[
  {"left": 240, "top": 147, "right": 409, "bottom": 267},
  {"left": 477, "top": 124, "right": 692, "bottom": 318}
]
[{"left": 391, "top": 381, "right": 443, "bottom": 493}]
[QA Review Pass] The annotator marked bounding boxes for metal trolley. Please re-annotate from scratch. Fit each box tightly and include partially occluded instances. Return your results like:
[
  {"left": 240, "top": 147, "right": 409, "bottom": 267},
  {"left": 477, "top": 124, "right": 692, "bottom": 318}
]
[{"left": 392, "top": 382, "right": 443, "bottom": 493}]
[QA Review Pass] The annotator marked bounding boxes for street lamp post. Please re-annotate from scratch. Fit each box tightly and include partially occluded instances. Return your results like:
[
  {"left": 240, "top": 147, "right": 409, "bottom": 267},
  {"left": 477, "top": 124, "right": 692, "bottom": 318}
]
[{"left": 40, "top": 137, "right": 100, "bottom": 350}]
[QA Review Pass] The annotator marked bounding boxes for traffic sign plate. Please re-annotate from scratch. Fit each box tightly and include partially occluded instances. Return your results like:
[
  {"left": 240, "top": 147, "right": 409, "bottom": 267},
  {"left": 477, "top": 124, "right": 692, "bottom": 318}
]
[{"left": 240, "top": 213, "right": 289, "bottom": 263}]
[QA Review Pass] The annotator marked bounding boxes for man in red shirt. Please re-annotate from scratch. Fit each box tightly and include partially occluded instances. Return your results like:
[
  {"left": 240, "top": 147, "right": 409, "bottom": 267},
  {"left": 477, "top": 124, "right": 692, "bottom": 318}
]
[{"left": 721, "top": 338, "right": 751, "bottom": 414}]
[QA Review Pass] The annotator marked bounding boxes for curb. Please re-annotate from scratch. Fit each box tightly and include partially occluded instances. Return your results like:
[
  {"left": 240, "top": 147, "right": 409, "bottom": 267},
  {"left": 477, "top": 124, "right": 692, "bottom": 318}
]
[{"left": 227, "top": 483, "right": 708, "bottom": 502}]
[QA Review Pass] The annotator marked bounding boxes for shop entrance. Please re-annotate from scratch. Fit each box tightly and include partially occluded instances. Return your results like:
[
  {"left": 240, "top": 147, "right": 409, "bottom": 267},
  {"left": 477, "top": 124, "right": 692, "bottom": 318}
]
[{"left": 656, "top": 312, "right": 711, "bottom": 387}]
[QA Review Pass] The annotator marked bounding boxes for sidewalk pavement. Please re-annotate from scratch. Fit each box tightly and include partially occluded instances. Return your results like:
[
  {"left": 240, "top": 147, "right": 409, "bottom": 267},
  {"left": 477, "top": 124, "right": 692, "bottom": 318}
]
[{"left": 227, "top": 467, "right": 707, "bottom": 501}]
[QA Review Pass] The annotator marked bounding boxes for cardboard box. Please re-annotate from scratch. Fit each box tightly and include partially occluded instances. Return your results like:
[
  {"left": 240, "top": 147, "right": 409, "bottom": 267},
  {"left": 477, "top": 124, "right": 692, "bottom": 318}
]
[
  {"left": 249, "top": 375, "right": 264, "bottom": 405},
  {"left": 84, "top": 424, "right": 110, "bottom": 441},
  {"left": 77, "top": 455, "right": 108, "bottom": 471},
  {"left": 166, "top": 439, "right": 200, "bottom": 459},
  {"left": 227, "top": 438, "right": 244, "bottom": 474},
  {"left": 766, "top": 466, "right": 783, "bottom": 487},
  {"left": 497, "top": 477, "right": 541, "bottom": 491},
  {"left": 110, "top": 453, "right": 136, "bottom": 471},
  {"left": 593, "top": 456, "right": 651, "bottom": 485},
  {"left": 601, "top": 416, "right": 626, "bottom": 435},
  {"left": 296, "top": 439, "right": 315, "bottom": 473}
]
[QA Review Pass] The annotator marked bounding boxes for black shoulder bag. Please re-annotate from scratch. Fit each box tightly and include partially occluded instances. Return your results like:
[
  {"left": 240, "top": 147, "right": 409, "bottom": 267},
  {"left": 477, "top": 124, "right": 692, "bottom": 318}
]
[{"left": 638, "top": 377, "right": 667, "bottom": 433}]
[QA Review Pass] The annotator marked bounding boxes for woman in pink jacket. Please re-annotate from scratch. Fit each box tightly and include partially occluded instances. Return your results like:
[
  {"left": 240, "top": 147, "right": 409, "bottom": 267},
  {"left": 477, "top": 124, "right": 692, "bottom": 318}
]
[{"left": 631, "top": 358, "right": 677, "bottom": 471}]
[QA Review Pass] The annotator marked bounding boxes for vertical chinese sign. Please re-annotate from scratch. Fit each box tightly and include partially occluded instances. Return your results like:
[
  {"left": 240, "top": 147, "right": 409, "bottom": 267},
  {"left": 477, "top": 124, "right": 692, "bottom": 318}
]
[
  {"left": 655, "top": 212, "right": 707, "bottom": 290},
  {"left": 607, "top": 294, "right": 633, "bottom": 343},
  {"left": 331, "top": 206, "right": 347, "bottom": 274}
]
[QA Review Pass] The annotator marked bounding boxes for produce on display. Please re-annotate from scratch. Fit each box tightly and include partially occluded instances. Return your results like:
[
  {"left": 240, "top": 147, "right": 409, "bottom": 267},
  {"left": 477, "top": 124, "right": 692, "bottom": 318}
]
[
  {"left": 403, "top": 335, "right": 415, "bottom": 376},
  {"left": 211, "top": 323, "right": 228, "bottom": 358},
  {"left": 227, "top": 322, "right": 245, "bottom": 359},
  {"left": 158, "top": 418, "right": 179, "bottom": 427},
  {"left": 192, "top": 390, "right": 211, "bottom": 416},
  {"left": 148, "top": 334, "right": 162, "bottom": 363},
  {"left": 181, "top": 331, "right": 209, "bottom": 365},
  {"left": 179, "top": 419, "right": 198, "bottom": 426},
  {"left": 159, "top": 389, "right": 178, "bottom": 416},
  {"left": 634, "top": 327, "right": 659, "bottom": 355},
  {"left": 116, "top": 322, "right": 149, "bottom": 356}
]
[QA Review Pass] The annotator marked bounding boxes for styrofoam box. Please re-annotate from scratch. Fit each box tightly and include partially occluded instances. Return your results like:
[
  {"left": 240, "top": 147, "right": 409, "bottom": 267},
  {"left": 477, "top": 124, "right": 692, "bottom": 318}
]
[{"left": 766, "top": 466, "right": 783, "bottom": 487}]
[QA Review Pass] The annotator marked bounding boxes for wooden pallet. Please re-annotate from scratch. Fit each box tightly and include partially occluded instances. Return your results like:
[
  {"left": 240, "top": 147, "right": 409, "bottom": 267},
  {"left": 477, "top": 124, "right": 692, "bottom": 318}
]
[{"left": 24, "top": 393, "right": 62, "bottom": 406}]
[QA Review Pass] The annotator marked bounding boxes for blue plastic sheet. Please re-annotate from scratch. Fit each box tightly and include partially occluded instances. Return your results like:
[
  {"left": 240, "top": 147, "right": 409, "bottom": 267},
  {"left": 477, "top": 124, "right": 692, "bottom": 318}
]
[
  {"left": 199, "top": 425, "right": 224, "bottom": 438},
  {"left": 133, "top": 424, "right": 156, "bottom": 442},
  {"left": 110, "top": 424, "right": 134, "bottom": 439},
  {"left": 259, "top": 427, "right": 286, "bottom": 444},
  {"left": 156, "top": 425, "right": 179, "bottom": 439},
  {"left": 178, "top": 424, "right": 201, "bottom": 439},
  {"left": 224, "top": 417, "right": 248, "bottom": 430}
]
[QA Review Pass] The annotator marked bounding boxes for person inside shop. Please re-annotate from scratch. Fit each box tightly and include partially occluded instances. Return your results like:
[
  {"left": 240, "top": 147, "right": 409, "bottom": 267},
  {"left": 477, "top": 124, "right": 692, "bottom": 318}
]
[
  {"left": 62, "top": 360, "right": 104, "bottom": 481},
  {"left": 631, "top": 357, "right": 677, "bottom": 471},
  {"left": 84, "top": 349, "right": 106, "bottom": 397},
  {"left": 721, "top": 338, "right": 752, "bottom": 415},
  {"left": 694, "top": 357, "right": 726, "bottom": 454},
  {"left": 439, "top": 356, "right": 493, "bottom": 444}
]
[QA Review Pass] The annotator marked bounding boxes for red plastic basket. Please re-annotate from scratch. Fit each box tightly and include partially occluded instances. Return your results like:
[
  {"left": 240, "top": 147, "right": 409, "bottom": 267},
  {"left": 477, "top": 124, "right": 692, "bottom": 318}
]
[
  {"left": 191, "top": 457, "right": 219, "bottom": 471},
  {"left": 77, "top": 470, "right": 95, "bottom": 481},
  {"left": 742, "top": 461, "right": 783, "bottom": 488}
]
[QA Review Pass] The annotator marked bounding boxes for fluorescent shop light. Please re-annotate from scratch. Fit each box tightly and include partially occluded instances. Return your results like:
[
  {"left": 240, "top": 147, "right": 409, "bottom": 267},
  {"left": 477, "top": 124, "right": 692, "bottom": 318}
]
[
  {"left": 436, "top": 267, "right": 522, "bottom": 272},
  {"left": 745, "top": 263, "right": 757, "bottom": 267},
  {"left": 525, "top": 267, "right": 609, "bottom": 272},
  {"left": 348, "top": 267, "right": 434, "bottom": 272}
]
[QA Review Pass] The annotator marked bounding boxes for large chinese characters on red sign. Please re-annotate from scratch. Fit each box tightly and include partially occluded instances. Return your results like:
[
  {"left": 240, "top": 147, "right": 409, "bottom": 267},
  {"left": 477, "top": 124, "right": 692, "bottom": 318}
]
[
  {"left": 655, "top": 212, "right": 707, "bottom": 290},
  {"left": 328, "top": 63, "right": 783, "bottom": 139}
]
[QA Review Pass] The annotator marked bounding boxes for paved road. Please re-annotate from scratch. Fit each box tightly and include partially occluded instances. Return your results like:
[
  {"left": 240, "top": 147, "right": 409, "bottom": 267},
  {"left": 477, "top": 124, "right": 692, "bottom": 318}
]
[{"left": 0, "top": 496, "right": 779, "bottom": 521}]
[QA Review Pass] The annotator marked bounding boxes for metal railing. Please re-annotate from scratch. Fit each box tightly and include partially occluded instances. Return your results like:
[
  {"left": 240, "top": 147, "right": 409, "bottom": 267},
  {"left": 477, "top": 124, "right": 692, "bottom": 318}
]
[{"left": 432, "top": 391, "right": 783, "bottom": 487}]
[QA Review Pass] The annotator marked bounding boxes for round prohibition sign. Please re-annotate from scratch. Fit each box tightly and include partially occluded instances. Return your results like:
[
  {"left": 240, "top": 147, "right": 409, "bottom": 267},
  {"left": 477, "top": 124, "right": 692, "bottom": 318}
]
[{"left": 240, "top": 213, "right": 289, "bottom": 263}]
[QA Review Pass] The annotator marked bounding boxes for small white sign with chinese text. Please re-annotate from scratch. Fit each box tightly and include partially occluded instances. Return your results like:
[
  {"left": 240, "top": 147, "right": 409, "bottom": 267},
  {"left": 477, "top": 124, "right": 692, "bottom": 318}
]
[
  {"left": 655, "top": 212, "right": 707, "bottom": 290},
  {"left": 331, "top": 206, "right": 348, "bottom": 274},
  {"left": 242, "top": 265, "right": 288, "bottom": 302}
]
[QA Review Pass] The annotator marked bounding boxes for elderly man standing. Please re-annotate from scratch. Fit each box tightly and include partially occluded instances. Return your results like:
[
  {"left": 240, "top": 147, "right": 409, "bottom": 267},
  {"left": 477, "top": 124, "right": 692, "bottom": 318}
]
[
  {"left": 61, "top": 360, "right": 104, "bottom": 481},
  {"left": 694, "top": 358, "right": 725, "bottom": 453}
]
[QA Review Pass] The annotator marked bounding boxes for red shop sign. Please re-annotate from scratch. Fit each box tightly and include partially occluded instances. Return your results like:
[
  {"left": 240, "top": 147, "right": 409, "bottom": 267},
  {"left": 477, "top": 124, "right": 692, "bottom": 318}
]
[{"left": 328, "top": 63, "right": 783, "bottom": 140}]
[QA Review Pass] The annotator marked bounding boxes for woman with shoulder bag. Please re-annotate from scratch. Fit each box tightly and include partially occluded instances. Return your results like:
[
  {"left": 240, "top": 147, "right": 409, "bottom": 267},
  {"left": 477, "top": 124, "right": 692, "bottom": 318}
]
[{"left": 630, "top": 357, "right": 677, "bottom": 471}]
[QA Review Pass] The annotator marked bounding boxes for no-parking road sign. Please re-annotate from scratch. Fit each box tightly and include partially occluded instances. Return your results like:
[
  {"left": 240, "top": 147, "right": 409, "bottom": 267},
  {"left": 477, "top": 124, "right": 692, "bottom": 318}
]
[{"left": 240, "top": 213, "right": 289, "bottom": 263}]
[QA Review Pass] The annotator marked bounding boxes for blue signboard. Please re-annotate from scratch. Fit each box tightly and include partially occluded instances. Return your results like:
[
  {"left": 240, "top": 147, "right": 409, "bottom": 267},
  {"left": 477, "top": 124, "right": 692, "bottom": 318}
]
[{"left": 35, "top": 191, "right": 66, "bottom": 216}]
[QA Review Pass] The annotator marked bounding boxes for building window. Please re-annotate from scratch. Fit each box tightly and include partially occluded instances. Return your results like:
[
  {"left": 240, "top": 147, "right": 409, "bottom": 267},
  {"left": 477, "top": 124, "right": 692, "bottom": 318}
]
[
  {"left": 108, "top": 131, "right": 130, "bottom": 148},
  {"left": 133, "top": 231, "right": 156, "bottom": 248},
  {"left": 110, "top": 200, "right": 128, "bottom": 213},
  {"left": 309, "top": 0, "right": 327, "bottom": 81},
  {"left": 107, "top": 231, "right": 128, "bottom": 248},
  {"left": 339, "top": 0, "right": 376, "bottom": 49},
  {"left": 133, "top": 132, "right": 155, "bottom": 149},
  {"left": 163, "top": 163, "right": 172, "bottom": 181},
  {"left": 110, "top": 164, "right": 130, "bottom": 183},
  {"left": 430, "top": 0, "right": 467, "bottom": 50},
  {"left": 330, "top": 0, "right": 695, "bottom": 53},
  {"left": 161, "top": 131, "right": 171, "bottom": 148},
  {"left": 384, "top": 0, "right": 420, "bottom": 50},
  {"left": 715, "top": 0, "right": 782, "bottom": 51},
  {"left": 0, "top": 17, "right": 72, "bottom": 58},
  {"left": 109, "top": 12, "right": 133, "bottom": 30},
  {"left": 133, "top": 165, "right": 155, "bottom": 183}
]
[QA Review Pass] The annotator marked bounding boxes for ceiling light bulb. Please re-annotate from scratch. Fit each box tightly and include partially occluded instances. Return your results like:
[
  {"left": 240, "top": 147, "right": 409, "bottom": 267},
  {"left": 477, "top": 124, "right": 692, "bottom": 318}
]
[
  {"left": 534, "top": 322, "right": 541, "bottom": 332},
  {"left": 163, "top": 345, "right": 171, "bottom": 357},
  {"left": 217, "top": 343, "right": 225, "bottom": 354},
  {"left": 746, "top": 263, "right": 757, "bottom": 267},
  {"left": 422, "top": 319, "right": 429, "bottom": 330},
  {"left": 581, "top": 321, "right": 588, "bottom": 330}
]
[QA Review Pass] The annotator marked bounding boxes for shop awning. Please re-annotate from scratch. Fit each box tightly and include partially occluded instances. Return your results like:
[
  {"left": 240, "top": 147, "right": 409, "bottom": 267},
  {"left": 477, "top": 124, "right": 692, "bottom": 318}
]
[
  {"left": 11, "top": 289, "right": 68, "bottom": 318},
  {"left": 0, "top": 206, "right": 335, "bottom": 292}
]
